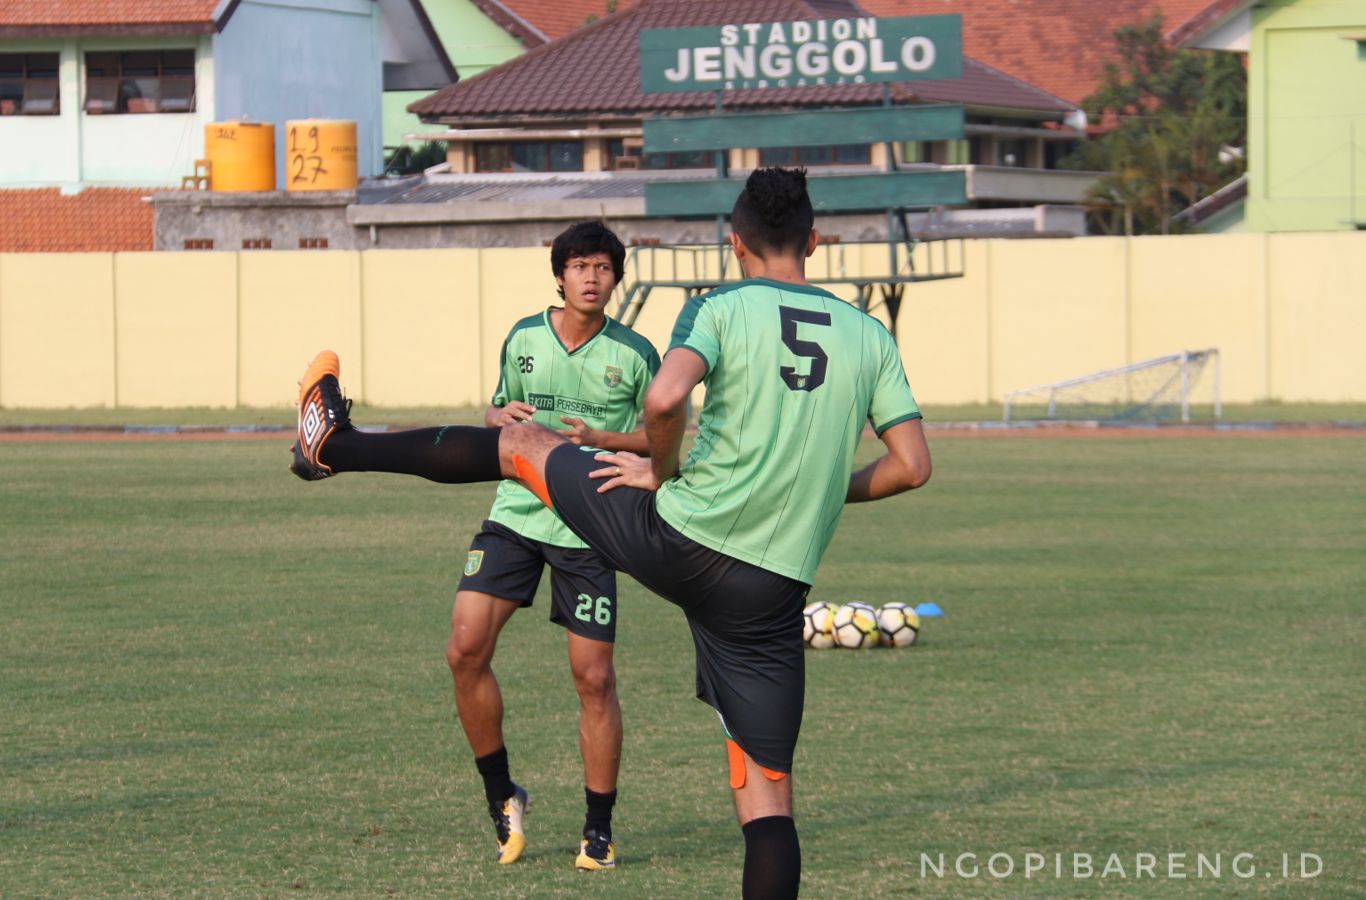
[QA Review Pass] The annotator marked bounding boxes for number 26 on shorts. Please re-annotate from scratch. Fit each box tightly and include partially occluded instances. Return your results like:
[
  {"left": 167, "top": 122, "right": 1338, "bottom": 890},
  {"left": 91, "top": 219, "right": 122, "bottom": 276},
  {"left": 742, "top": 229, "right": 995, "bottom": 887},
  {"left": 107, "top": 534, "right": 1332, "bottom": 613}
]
[{"left": 574, "top": 594, "right": 613, "bottom": 625}]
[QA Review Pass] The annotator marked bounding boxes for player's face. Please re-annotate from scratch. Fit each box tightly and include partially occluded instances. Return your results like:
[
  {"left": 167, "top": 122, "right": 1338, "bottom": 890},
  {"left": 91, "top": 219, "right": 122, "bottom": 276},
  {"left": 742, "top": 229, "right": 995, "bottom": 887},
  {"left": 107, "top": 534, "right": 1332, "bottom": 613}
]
[{"left": 556, "top": 252, "right": 617, "bottom": 316}]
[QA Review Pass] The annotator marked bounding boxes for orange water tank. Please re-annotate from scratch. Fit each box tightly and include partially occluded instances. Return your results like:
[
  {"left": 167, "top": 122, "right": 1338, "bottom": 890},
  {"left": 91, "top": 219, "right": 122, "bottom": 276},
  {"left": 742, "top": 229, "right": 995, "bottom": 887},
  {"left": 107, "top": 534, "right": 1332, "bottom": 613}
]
[
  {"left": 204, "top": 121, "right": 276, "bottom": 191},
  {"left": 284, "top": 119, "right": 358, "bottom": 191}
]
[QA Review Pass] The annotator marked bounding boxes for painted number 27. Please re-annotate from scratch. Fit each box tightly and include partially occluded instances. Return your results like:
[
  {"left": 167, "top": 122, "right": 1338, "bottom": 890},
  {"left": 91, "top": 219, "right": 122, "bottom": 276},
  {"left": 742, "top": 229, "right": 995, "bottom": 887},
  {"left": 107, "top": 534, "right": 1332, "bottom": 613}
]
[
  {"left": 779, "top": 306, "right": 831, "bottom": 391},
  {"left": 574, "top": 594, "right": 613, "bottom": 625}
]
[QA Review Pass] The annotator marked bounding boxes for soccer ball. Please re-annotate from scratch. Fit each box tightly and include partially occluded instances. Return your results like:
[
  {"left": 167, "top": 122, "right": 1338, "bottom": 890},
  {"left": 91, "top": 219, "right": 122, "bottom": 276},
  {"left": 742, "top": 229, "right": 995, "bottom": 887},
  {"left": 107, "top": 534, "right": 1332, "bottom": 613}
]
[
  {"left": 802, "top": 601, "right": 837, "bottom": 649},
  {"left": 832, "top": 602, "right": 879, "bottom": 649},
  {"left": 876, "top": 602, "right": 921, "bottom": 647}
]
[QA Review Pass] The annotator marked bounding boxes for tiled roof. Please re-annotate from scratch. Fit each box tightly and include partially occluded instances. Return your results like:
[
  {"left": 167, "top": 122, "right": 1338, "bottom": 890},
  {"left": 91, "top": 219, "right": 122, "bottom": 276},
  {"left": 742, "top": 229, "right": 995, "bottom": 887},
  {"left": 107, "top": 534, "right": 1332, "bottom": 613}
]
[
  {"left": 0, "top": 1, "right": 222, "bottom": 35},
  {"left": 495, "top": 0, "right": 628, "bottom": 43},
  {"left": 0, "top": 188, "right": 154, "bottom": 253},
  {"left": 412, "top": 0, "right": 1074, "bottom": 120},
  {"left": 855, "top": 0, "right": 1212, "bottom": 103},
  {"left": 1167, "top": 0, "right": 1249, "bottom": 48}
]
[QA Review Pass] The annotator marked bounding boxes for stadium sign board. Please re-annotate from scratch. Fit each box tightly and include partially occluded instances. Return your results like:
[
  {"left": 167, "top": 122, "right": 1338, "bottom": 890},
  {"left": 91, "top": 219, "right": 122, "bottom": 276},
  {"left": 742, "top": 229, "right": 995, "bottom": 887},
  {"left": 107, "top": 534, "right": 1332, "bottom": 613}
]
[{"left": 639, "top": 15, "right": 962, "bottom": 93}]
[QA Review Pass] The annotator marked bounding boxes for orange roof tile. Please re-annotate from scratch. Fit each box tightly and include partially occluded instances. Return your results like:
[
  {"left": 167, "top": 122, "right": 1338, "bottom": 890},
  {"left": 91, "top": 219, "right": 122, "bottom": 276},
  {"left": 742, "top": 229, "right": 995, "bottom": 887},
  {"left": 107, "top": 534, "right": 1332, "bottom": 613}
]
[
  {"left": 0, "top": 188, "right": 154, "bottom": 253},
  {"left": 855, "top": 0, "right": 1211, "bottom": 103},
  {"left": 498, "top": 0, "right": 639, "bottom": 42},
  {"left": 0, "top": 1, "right": 221, "bottom": 35}
]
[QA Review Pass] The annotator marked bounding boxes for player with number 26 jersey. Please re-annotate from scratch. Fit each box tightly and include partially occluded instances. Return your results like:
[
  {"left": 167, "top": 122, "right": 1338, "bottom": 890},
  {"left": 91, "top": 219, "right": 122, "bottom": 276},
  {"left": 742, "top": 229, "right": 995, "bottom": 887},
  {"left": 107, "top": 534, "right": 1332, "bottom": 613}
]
[{"left": 489, "top": 310, "right": 659, "bottom": 549}]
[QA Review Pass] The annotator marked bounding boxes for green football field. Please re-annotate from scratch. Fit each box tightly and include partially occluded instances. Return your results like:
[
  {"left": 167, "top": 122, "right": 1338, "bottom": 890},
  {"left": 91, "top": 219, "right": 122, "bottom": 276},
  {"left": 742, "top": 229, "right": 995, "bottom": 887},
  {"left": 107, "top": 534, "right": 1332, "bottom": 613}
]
[{"left": 2, "top": 432, "right": 1362, "bottom": 896}]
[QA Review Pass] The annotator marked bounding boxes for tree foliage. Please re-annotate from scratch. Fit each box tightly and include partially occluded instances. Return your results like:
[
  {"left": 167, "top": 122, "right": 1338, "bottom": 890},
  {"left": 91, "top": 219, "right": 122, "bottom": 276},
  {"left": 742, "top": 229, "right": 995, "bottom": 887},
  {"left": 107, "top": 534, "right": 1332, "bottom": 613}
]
[{"left": 1061, "top": 17, "right": 1247, "bottom": 235}]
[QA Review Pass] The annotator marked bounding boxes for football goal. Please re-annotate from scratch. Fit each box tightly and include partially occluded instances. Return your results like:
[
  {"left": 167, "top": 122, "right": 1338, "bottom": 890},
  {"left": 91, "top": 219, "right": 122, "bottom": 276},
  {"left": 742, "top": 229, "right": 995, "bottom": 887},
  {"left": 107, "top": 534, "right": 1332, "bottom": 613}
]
[{"left": 1003, "top": 349, "right": 1221, "bottom": 424}]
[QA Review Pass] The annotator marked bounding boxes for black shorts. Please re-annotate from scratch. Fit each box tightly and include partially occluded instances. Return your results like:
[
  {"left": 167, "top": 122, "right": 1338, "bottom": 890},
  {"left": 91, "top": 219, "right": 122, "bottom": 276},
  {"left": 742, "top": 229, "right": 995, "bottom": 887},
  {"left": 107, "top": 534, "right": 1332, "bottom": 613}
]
[
  {"left": 456, "top": 519, "right": 618, "bottom": 643},
  {"left": 544, "top": 443, "right": 809, "bottom": 773}
]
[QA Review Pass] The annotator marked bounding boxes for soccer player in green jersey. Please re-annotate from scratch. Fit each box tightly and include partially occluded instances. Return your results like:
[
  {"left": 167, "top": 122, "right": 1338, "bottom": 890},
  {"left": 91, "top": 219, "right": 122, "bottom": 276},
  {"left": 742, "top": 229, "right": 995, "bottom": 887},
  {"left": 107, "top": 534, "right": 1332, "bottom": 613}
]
[
  {"left": 453, "top": 222, "right": 659, "bottom": 870},
  {"left": 291, "top": 169, "right": 931, "bottom": 898},
  {"left": 297, "top": 221, "right": 659, "bottom": 870}
]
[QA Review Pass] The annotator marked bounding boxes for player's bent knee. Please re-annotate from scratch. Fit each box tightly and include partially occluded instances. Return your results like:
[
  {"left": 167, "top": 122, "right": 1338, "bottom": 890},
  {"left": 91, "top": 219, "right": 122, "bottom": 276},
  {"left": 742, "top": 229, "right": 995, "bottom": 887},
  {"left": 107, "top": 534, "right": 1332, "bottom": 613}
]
[
  {"left": 446, "top": 630, "right": 494, "bottom": 677},
  {"left": 571, "top": 658, "right": 617, "bottom": 700}
]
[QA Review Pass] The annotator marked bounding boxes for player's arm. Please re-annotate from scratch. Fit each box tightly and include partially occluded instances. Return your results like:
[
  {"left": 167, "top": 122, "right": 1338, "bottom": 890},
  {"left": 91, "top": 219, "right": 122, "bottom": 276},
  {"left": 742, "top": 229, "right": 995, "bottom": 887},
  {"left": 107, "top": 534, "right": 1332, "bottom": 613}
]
[
  {"left": 488, "top": 401, "right": 536, "bottom": 427},
  {"left": 643, "top": 348, "right": 705, "bottom": 483},
  {"left": 559, "top": 418, "right": 650, "bottom": 454},
  {"left": 593, "top": 347, "right": 702, "bottom": 492},
  {"left": 845, "top": 418, "right": 931, "bottom": 503},
  {"left": 485, "top": 332, "right": 536, "bottom": 427}
]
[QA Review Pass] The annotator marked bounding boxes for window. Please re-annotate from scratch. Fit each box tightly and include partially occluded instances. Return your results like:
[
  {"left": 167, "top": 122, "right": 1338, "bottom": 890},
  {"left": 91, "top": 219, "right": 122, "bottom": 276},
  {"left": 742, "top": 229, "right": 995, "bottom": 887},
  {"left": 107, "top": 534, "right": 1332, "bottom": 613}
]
[
  {"left": 474, "top": 141, "right": 583, "bottom": 173},
  {"left": 996, "top": 138, "right": 1028, "bottom": 167},
  {"left": 0, "top": 53, "right": 60, "bottom": 116},
  {"left": 85, "top": 50, "right": 194, "bottom": 114},
  {"left": 606, "top": 139, "right": 717, "bottom": 170},
  {"left": 758, "top": 144, "right": 871, "bottom": 166}
]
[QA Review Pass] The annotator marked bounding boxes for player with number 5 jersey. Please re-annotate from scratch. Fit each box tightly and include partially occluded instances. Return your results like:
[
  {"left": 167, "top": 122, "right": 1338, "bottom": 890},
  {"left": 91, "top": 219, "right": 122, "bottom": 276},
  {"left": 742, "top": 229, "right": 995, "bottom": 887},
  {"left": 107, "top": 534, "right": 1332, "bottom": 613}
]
[{"left": 660, "top": 280, "right": 918, "bottom": 584}]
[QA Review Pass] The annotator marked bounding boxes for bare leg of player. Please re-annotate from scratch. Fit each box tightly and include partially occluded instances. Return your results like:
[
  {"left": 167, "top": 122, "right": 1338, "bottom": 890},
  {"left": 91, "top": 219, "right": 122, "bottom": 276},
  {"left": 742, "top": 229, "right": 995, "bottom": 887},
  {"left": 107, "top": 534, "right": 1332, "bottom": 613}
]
[
  {"left": 447, "top": 590, "right": 529, "bottom": 864},
  {"left": 566, "top": 633, "right": 622, "bottom": 793},
  {"left": 446, "top": 590, "right": 520, "bottom": 755},
  {"left": 730, "top": 748, "right": 800, "bottom": 900}
]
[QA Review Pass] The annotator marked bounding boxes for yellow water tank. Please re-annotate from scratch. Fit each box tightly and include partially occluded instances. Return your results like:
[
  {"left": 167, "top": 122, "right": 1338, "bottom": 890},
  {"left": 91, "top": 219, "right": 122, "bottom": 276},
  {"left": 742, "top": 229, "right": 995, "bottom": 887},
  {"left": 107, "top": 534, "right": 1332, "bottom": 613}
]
[
  {"left": 204, "top": 121, "right": 276, "bottom": 191},
  {"left": 284, "top": 119, "right": 358, "bottom": 191}
]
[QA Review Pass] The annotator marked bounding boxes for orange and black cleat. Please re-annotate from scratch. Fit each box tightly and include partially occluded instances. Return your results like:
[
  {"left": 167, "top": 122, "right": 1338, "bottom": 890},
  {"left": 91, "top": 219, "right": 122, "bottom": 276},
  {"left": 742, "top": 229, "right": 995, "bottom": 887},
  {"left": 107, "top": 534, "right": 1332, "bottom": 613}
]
[{"left": 290, "top": 350, "right": 352, "bottom": 481}]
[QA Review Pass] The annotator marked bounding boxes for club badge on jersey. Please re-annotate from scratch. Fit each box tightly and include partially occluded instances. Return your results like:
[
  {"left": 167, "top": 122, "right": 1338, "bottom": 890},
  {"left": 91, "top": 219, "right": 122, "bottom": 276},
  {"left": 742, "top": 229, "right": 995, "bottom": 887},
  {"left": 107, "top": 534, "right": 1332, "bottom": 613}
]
[{"left": 603, "top": 366, "right": 623, "bottom": 388}]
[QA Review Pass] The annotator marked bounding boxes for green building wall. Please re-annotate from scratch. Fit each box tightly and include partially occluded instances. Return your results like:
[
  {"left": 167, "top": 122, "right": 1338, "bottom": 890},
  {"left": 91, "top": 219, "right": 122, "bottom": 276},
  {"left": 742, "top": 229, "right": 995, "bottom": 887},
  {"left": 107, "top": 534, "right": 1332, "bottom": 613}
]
[
  {"left": 382, "top": 0, "right": 525, "bottom": 151},
  {"left": 1249, "top": 0, "right": 1366, "bottom": 231}
]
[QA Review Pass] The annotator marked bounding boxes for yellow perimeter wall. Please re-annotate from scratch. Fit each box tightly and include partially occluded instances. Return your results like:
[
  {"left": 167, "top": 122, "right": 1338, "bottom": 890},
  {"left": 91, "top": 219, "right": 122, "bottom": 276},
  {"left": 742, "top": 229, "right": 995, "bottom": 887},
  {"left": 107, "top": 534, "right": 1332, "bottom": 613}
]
[{"left": 1, "top": 232, "right": 1363, "bottom": 409}]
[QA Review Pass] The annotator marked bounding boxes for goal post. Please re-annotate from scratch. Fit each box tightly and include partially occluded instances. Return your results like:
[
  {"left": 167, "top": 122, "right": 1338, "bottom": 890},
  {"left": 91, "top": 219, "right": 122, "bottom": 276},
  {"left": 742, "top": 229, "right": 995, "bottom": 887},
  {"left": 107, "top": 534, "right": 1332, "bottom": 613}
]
[{"left": 1003, "top": 349, "right": 1221, "bottom": 424}]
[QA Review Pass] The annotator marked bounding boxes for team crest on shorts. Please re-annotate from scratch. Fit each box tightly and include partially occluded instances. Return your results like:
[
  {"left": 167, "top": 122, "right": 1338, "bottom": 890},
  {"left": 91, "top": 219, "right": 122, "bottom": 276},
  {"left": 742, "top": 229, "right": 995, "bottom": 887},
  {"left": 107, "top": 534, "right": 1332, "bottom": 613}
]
[
  {"left": 604, "top": 365, "right": 622, "bottom": 388},
  {"left": 464, "top": 550, "right": 484, "bottom": 576}
]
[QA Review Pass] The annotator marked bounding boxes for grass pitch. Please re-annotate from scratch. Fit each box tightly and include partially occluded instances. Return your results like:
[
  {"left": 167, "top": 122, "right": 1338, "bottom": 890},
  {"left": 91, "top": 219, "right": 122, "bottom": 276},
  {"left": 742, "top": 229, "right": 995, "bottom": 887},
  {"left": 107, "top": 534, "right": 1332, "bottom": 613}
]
[{"left": 1, "top": 433, "right": 1362, "bottom": 896}]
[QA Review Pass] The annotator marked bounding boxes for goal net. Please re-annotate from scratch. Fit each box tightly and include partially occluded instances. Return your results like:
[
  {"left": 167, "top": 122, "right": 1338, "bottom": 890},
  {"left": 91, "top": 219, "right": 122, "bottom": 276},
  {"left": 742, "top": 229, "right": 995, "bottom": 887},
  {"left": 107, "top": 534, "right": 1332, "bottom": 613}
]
[{"left": 1003, "top": 349, "right": 1221, "bottom": 424}]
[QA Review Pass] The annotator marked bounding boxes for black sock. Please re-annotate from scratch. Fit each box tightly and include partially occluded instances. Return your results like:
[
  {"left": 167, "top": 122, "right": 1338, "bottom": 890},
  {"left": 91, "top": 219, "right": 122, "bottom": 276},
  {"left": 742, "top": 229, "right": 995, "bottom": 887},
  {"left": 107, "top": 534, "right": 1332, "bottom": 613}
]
[
  {"left": 322, "top": 425, "right": 502, "bottom": 484},
  {"left": 741, "top": 816, "right": 800, "bottom": 900},
  {"left": 474, "top": 746, "right": 515, "bottom": 809},
  {"left": 584, "top": 787, "right": 616, "bottom": 838}
]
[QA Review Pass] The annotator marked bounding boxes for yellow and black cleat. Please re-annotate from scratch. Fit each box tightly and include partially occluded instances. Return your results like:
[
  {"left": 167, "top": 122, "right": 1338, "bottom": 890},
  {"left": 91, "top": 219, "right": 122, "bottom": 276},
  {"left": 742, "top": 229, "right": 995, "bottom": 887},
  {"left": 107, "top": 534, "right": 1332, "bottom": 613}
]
[
  {"left": 575, "top": 828, "right": 615, "bottom": 871},
  {"left": 491, "top": 785, "right": 529, "bottom": 865}
]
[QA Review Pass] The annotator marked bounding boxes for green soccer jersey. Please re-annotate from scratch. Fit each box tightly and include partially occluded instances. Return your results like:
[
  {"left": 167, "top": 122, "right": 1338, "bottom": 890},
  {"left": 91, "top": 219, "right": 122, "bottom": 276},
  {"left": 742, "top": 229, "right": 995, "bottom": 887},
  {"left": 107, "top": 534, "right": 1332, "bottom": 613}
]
[
  {"left": 655, "top": 277, "right": 921, "bottom": 584},
  {"left": 488, "top": 308, "right": 660, "bottom": 547}
]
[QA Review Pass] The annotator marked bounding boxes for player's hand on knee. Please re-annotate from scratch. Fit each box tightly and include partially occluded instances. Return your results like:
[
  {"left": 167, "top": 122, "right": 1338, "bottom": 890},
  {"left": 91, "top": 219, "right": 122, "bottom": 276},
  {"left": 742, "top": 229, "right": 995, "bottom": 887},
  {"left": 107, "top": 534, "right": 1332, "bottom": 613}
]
[
  {"left": 559, "top": 416, "right": 599, "bottom": 446},
  {"left": 494, "top": 401, "right": 537, "bottom": 425},
  {"left": 591, "top": 452, "right": 658, "bottom": 493}
]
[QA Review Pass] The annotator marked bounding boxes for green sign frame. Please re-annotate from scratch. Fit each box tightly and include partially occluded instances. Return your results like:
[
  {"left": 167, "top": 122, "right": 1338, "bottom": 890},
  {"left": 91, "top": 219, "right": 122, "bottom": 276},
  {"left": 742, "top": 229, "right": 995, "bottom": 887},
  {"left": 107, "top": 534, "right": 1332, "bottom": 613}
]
[
  {"left": 644, "top": 170, "right": 968, "bottom": 217},
  {"left": 639, "top": 15, "right": 962, "bottom": 94},
  {"left": 643, "top": 105, "right": 964, "bottom": 153}
]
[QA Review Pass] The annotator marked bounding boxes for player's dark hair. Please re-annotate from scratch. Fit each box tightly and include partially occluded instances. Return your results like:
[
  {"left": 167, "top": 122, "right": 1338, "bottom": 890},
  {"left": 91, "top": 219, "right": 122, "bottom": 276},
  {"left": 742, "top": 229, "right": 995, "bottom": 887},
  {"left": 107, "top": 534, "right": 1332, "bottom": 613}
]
[
  {"left": 731, "top": 167, "right": 814, "bottom": 258},
  {"left": 550, "top": 220, "right": 626, "bottom": 298}
]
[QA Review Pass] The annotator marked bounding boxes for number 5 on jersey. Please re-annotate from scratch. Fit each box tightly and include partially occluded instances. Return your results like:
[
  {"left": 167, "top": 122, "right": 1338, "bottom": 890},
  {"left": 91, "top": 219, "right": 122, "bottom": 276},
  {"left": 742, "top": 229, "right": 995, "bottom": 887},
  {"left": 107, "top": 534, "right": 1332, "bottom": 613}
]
[{"left": 779, "top": 306, "right": 831, "bottom": 391}]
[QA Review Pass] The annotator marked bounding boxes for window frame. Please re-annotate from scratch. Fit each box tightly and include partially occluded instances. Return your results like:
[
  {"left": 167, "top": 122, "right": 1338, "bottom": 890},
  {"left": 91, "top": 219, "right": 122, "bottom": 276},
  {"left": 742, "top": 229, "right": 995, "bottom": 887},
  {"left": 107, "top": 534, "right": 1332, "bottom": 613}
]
[
  {"left": 757, "top": 144, "right": 872, "bottom": 167},
  {"left": 473, "top": 140, "right": 584, "bottom": 173},
  {"left": 83, "top": 49, "right": 196, "bottom": 115},
  {"left": 0, "top": 52, "right": 61, "bottom": 116}
]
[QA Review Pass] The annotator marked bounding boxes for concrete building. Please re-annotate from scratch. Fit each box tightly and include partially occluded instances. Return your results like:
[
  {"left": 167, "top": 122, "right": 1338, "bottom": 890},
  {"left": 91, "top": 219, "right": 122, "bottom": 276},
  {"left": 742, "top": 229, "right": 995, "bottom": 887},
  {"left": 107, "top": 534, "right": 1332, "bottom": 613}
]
[
  {"left": 0, "top": 0, "right": 392, "bottom": 191},
  {"left": 1172, "top": 0, "right": 1366, "bottom": 232},
  {"left": 382, "top": 0, "right": 627, "bottom": 150}
]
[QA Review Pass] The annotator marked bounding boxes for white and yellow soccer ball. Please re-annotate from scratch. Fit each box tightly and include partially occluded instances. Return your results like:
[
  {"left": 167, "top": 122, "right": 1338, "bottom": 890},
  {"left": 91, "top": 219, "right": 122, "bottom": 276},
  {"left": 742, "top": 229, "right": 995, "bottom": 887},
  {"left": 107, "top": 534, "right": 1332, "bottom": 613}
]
[
  {"left": 876, "top": 602, "right": 921, "bottom": 647},
  {"left": 832, "top": 602, "right": 880, "bottom": 649},
  {"left": 802, "top": 601, "right": 838, "bottom": 649}
]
